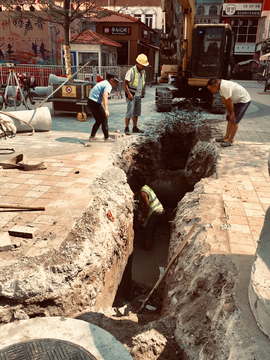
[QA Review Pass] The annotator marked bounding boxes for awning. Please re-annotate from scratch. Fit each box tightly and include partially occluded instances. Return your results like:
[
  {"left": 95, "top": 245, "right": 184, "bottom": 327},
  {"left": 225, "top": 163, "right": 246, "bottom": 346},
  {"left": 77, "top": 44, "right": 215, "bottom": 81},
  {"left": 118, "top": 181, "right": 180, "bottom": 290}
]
[
  {"left": 260, "top": 52, "right": 270, "bottom": 61},
  {"left": 137, "top": 40, "right": 159, "bottom": 51},
  {"left": 237, "top": 59, "right": 259, "bottom": 66}
]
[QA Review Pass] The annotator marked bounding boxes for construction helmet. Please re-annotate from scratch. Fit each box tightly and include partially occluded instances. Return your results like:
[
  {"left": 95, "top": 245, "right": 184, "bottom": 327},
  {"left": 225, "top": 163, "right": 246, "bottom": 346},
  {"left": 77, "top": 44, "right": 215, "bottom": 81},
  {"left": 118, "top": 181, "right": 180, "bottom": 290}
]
[{"left": 136, "top": 54, "right": 149, "bottom": 66}]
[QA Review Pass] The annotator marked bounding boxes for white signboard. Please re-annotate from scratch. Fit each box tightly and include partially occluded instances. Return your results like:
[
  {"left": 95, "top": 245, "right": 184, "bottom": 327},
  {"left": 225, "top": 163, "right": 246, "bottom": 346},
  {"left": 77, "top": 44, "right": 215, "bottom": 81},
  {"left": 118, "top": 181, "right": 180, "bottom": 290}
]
[
  {"left": 234, "top": 43, "right": 256, "bottom": 54},
  {"left": 223, "top": 3, "right": 261, "bottom": 16}
]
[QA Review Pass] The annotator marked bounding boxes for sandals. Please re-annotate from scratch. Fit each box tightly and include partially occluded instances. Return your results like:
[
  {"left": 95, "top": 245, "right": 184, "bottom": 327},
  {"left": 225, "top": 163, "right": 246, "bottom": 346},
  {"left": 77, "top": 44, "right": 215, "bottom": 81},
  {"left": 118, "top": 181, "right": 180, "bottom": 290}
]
[
  {"left": 215, "top": 138, "right": 226, "bottom": 142},
  {"left": 221, "top": 141, "right": 233, "bottom": 147}
]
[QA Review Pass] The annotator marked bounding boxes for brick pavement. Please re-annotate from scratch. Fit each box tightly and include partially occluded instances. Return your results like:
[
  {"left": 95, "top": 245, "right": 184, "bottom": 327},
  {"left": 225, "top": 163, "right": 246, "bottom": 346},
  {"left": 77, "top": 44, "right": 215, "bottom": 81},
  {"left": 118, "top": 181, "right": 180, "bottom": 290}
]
[
  {"left": 214, "top": 80, "right": 270, "bottom": 256},
  {"left": 0, "top": 85, "right": 164, "bottom": 260}
]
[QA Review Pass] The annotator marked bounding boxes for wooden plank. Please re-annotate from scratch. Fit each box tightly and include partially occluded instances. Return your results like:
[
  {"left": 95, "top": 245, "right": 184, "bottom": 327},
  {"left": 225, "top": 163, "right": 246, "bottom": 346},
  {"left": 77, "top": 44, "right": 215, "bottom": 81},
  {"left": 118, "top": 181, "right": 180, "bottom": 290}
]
[{"left": 0, "top": 204, "right": 45, "bottom": 210}]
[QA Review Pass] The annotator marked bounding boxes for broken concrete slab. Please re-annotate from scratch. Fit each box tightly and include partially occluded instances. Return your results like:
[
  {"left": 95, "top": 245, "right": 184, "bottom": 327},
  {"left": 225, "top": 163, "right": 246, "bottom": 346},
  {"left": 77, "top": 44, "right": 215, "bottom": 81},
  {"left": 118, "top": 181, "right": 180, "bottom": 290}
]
[
  {"left": 109, "top": 132, "right": 125, "bottom": 140},
  {"left": 0, "top": 233, "right": 12, "bottom": 251},
  {"left": 8, "top": 225, "right": 38, "bottom": 239}
]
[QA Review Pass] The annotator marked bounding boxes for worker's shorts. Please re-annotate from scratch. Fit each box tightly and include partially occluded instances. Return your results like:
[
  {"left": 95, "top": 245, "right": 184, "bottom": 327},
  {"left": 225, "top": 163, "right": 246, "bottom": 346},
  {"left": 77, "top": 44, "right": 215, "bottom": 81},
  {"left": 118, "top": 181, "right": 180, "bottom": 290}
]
[
  {"left": 126, "top": 96, "right": 142, "bottom": 118},
  {"left": 227, "top": 101, "right": 251, "bottom": 124}
]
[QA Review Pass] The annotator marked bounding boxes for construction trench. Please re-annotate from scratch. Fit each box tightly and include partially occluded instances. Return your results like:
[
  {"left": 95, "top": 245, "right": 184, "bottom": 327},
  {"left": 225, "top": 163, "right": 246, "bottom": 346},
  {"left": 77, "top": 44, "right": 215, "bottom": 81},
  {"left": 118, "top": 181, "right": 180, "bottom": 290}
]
[{"left": 0, "top": 106, "right": 264, "bottom": 359}]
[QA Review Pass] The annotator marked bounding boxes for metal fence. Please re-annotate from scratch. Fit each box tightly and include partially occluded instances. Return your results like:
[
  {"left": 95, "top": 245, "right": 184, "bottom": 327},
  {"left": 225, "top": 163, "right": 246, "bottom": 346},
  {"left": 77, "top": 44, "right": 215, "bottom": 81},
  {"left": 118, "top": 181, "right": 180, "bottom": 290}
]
[{"left": 0, "top": 64, "right": 156, "bottom": 90}]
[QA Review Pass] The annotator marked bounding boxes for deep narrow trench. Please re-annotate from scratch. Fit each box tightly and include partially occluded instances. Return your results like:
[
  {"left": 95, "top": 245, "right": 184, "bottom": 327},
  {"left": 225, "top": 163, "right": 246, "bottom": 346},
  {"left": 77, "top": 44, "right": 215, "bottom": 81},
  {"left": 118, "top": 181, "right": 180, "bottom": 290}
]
[
  {"left": 0, "top": 110, "right": 226, "bottom": 360},
  {"left": 113, "top": 109, "right": 219, "bottom": 309}
]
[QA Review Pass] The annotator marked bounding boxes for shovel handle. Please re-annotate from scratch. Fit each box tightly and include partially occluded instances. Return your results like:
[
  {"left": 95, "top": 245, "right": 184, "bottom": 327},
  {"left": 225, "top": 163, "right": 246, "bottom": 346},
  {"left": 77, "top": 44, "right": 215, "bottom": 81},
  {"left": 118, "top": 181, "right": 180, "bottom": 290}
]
[
  {"left": 138, "top": 222, "right": 198, "bottom": 314},
  {"left": 0, "top": 204, "right": 45, "bottom": 211}
]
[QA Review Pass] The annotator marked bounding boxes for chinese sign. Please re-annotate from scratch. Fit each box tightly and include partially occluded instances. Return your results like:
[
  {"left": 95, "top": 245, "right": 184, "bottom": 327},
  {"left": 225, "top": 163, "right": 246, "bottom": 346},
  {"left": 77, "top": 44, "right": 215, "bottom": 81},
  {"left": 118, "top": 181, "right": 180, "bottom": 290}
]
[
  {"left": 103, "top": 26, "right": 131, "bottom": 35},
  {"left": 11, "top": 18, "right": 45, "bottom": 35},
  {"left": 0, "top": 12, "right": 56, "bottom": 65},
  {"left": 223, "top": 3, "right": 262, "bottom": 16},
  {"left": 62, "top": 85, "right": 77, "bottom": 97},
  {"left": 235, "top": 44, "right": 255, "bottom": 54}
]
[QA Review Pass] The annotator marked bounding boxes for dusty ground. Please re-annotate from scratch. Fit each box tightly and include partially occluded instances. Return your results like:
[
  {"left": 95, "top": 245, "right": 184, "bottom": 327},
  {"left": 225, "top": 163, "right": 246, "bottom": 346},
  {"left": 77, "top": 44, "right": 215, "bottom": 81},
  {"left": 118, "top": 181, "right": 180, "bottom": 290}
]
[{"left": 0, "top": 108, "right": 245, "bottom": 360}]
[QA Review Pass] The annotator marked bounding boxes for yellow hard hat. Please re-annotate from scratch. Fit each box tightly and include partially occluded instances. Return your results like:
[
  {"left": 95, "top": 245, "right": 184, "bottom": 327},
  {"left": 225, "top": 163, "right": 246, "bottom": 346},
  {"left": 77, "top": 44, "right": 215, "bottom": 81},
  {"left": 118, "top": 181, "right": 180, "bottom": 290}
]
[{"left": 136, "top": 54, "right": 149, "bottom": 66}]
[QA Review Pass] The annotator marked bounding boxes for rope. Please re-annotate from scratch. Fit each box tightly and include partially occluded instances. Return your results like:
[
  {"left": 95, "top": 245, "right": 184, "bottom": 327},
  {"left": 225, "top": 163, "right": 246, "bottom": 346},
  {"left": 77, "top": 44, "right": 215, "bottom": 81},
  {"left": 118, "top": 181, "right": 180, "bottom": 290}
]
[{"left": 0, "top": 110, "right": 35, "bottom": 136}]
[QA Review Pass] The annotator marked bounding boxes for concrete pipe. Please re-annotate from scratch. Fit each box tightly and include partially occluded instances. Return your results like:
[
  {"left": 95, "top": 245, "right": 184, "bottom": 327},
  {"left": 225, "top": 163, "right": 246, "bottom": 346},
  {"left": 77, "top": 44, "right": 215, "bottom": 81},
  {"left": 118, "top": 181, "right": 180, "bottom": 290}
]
[
  {"left": 0, "top": 107, "right": 52, "bottom": 132},
  {"left": 5, "top": 86, "right": 53, "bottom": 98},
  {"left": 48, "top": 74, "right": 85, "bottom": 85}
]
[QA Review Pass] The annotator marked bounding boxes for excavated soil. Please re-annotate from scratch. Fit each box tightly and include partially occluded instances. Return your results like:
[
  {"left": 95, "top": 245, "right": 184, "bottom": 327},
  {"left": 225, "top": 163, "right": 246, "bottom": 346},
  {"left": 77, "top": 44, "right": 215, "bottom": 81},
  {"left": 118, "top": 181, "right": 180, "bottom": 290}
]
[
  {"left": 73, "top": 112, "right": 228, "bottom": 360},
  {"left": 1, "top": 106, "right": 235, "bottom": 360}
]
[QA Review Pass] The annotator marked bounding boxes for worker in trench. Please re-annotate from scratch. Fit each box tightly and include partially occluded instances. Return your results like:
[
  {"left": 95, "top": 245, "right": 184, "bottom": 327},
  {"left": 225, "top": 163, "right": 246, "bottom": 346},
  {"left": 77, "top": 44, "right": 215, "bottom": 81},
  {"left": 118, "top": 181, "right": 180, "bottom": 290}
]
[{"left": 133, "top": 173, "right": 165, "bottom": 251}]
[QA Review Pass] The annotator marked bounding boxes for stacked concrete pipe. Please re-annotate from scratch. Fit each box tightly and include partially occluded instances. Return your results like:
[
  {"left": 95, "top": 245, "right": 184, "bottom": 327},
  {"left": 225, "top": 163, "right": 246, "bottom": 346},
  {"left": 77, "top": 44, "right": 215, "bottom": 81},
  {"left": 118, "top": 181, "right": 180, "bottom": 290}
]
[{"left": 248, "top": 153, "right": 270, "bottom": 339}]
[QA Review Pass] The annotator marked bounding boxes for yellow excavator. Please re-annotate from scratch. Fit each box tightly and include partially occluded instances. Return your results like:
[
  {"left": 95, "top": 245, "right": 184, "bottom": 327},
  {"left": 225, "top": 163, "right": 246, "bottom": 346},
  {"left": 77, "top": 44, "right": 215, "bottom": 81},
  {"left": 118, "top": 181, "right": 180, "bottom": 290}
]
[{"left": 156, "top": 0, "right": 235, "bottom": 112}]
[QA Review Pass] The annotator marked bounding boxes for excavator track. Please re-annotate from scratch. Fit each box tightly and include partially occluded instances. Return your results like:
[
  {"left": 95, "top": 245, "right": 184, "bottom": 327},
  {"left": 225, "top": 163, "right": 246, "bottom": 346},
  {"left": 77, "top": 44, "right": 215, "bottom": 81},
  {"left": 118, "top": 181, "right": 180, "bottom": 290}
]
[
  {"left": 155, "top": 87, "right": 173, "bottom": 112},
  {"left": 211, "top": 93, "right": 226, "bottom": 114}
]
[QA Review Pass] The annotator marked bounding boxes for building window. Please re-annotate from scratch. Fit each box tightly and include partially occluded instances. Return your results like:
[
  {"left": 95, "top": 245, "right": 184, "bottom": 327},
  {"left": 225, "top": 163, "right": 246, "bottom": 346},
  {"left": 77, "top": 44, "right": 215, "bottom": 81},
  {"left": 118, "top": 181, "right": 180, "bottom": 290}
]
[
  {"left": 209, "top": 5, "right": 218, "bottom": 16},
  {"left": 230, "top": 18, "right": 258, "bottom": 43},
  {"left": 78, "top": 52, "right": 98, "bottom": 67},
  {"left": 196, "top": 5, "right": 205, "bottom": 15},
  {"left": 134, "top": 14, "right": 141, "bottom": 21},
  {"left": 133, "top": 8, "right": 143, "bottom": 22},
  {"left": 102, "top": 53, "right": 109, "bottom": 66},
  {"left": 145, "top": 14, "right": 153, "bottom": 28}
]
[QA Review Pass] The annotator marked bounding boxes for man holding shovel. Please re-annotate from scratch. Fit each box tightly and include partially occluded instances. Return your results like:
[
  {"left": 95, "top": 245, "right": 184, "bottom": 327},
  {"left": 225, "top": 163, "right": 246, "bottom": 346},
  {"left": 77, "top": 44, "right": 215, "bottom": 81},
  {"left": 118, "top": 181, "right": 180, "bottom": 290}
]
[{"left": 88, "top": 72, "right": 122, "bottom": 142}]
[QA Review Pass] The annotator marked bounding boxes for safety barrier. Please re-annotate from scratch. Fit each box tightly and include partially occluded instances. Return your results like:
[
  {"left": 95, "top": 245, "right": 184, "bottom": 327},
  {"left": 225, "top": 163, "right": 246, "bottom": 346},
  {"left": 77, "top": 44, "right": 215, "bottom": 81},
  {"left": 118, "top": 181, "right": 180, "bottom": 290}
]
[{"left": 0, "top": 64, "right": 156, "bottom": 90}]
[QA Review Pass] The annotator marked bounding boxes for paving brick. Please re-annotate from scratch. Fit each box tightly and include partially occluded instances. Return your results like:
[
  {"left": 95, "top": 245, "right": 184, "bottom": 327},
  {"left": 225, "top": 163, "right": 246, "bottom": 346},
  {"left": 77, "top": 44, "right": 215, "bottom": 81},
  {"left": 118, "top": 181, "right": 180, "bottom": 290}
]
[
  {"left": 0, "top": 232, "right": 12, "bottom": 251},
  {"left": 8, "top": 225, "right": 38, "bottom": 239}
]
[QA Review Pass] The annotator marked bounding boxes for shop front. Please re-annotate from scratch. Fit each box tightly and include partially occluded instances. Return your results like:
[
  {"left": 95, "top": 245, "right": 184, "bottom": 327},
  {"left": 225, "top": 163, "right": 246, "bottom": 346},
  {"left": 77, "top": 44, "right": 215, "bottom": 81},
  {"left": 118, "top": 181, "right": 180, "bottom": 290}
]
[
  {"left": 221, "top": 2, "right": 262, "bottom": 64},
  {"left": 93, "top": 12, "right": 160, "bottom": 80},
  {"left": 59, "top": 30, "right": 121, "bottom": 69}
]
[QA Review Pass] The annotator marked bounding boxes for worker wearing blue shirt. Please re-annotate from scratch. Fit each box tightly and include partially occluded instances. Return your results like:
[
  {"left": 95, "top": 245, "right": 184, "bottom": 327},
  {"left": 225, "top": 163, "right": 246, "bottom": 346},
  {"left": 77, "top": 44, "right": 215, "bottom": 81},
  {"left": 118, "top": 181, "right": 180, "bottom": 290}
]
[{"left": 88, "top": 73, "right": 122, "bottom": 142}]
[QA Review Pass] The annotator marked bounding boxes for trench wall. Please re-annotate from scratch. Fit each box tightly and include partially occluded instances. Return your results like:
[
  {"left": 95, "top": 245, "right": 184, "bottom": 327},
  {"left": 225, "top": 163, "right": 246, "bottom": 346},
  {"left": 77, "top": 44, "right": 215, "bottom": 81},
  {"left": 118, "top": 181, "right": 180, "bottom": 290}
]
[
  {"left": 0, "top": 166, "right": 134, "bottom": 323},
  {"left": 0, "top": 112, "right": 221, "bottom": 329}
]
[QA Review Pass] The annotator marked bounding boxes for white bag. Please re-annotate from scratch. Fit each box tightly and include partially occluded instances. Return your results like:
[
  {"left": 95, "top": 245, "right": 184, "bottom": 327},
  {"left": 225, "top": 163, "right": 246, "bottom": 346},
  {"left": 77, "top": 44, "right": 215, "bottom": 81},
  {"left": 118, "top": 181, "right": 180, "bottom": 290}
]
[{"left": 0, "top": 117, "right": 16, "bottom": 139}]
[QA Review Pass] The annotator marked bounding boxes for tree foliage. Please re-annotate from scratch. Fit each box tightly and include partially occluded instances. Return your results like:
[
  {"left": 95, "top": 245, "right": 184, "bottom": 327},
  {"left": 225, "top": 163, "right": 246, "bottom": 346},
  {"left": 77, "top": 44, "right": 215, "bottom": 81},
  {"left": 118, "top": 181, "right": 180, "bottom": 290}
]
[{"left": 0, "top": 1, "right": 111, "bottom": 79}]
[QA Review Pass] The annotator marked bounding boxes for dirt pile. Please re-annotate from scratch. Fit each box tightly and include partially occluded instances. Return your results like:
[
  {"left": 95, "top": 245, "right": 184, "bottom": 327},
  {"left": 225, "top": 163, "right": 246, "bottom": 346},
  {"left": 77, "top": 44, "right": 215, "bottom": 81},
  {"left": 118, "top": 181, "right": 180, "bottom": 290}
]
[{"left": 162, "top": 182, "right": 238, "bottom": 360}]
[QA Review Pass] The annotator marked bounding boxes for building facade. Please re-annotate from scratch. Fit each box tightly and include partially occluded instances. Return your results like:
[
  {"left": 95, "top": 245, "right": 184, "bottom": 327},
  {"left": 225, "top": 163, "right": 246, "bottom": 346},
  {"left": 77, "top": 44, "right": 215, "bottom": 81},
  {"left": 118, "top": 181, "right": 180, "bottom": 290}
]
[
  {"left": 95, "top": 0, "right": 163, "bottom": 31},
  {"left": 90, "top": 11, "right": 159, "bottom": 74},
  {"left": 221, "top": 0, "right": 263, "bottom": 63},
  {"left": 256, "top": 0, "right": 270, "bottom": 59},
  {"left": 195, "top": 0, "right": 224, "bottom": 24}
]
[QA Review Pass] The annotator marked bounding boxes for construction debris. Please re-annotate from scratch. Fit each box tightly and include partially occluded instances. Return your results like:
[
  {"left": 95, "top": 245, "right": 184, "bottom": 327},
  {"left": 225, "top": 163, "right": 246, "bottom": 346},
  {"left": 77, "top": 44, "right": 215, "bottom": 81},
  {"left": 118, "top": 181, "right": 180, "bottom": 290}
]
[
  {"left": 8, "top": 225, "right": 38, "bottom": 239},
  {"left": 0, "top": 233, "right": 12, "bottom": 251},
  {"left": 0, "top": 154, "right": 46, "bottom": 171}
]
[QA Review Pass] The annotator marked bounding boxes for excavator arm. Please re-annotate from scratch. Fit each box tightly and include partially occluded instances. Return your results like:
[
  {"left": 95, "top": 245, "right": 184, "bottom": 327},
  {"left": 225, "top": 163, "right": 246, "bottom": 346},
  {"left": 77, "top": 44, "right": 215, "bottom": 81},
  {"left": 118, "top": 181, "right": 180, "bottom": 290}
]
[
  {"left": 157, "top": 0, "right": 234, "bottom": 113},
  {"left": 160, "top": 0, "right": 194, "bottom": 82}
]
